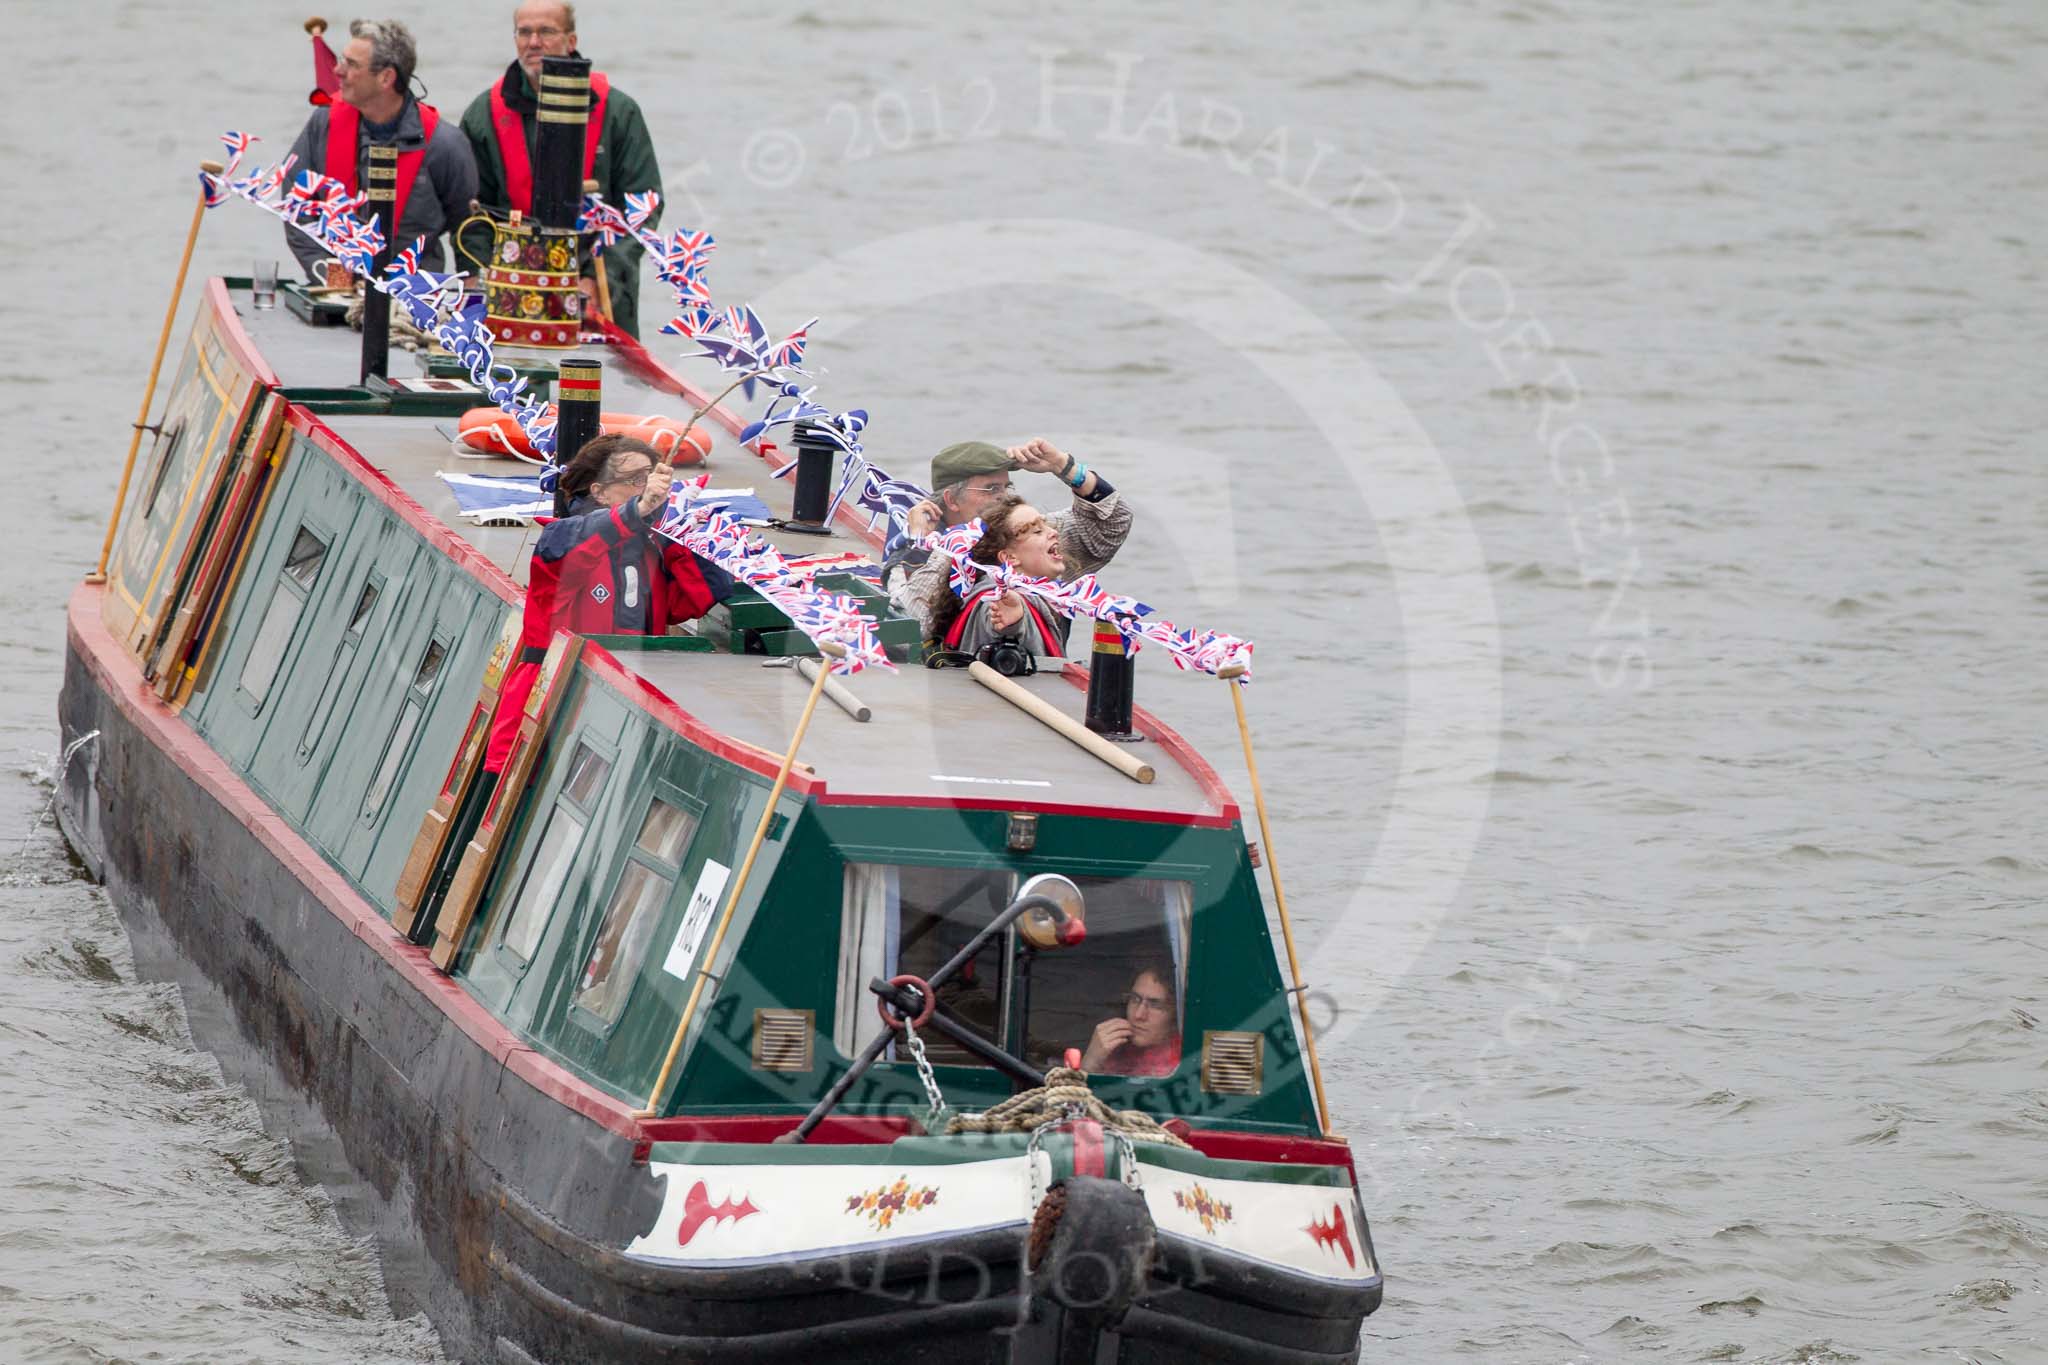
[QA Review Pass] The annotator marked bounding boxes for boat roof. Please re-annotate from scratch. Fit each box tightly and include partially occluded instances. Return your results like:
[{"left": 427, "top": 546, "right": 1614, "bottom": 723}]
[{"left": 231, "top": 294, "right": 1235, "bottom": 826}]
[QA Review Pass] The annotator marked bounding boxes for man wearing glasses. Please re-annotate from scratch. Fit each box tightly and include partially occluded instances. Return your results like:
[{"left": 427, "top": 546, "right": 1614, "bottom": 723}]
[
  {"left": 892, "top": 437, "right": 1136, "bottom": 650},
  {"left": 283, "top": 19, "right": 478, "bottom": 283},
  {"left": 460, "top": 1, "right": 664, "bottom": 337}
]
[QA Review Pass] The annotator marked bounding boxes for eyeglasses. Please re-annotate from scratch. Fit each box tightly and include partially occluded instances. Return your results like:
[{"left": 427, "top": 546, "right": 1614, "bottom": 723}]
[
  {"left": 516, "top": 24, "right": 567, "bottom": 40},
  {"left": 606, "top": 465, "right": 653, "bottom": 490},
  {"left": 1122, "top": 991, "right": 1170, "bottom": 1013},
  {"left": 960, "top": 479, "right": 1010, "bottom": 497}
]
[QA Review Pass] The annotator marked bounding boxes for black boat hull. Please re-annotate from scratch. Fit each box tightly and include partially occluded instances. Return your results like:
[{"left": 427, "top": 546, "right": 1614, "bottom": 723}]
[{"left": 57, "top": 591, "right": 1375, "bottom": 1363}]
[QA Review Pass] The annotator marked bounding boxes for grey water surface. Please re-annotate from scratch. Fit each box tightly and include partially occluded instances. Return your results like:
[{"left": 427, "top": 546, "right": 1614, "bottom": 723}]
[{"left": 1, "top": 1, "right": 2042, "bottom": 1361}]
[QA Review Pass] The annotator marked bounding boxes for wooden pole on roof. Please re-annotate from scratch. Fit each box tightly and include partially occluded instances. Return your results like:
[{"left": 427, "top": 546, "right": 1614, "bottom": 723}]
[
  {"left": 88, "top": 160, "right": 225, "bottom": 585},
  {"left": 581, "top": 178, "right": 614, "bottom": 323},
  {"left": 637, "top": 640, "right": 846, "bottom": 1117},
  {"left": 1218, "top": 661, "right": 1334, "bottom": 1137}
]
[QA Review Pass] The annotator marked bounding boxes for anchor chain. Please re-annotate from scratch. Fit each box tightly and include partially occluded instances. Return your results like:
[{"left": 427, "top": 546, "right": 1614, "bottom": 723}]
[{"left": 901, "top": 1018, "right": 947, "bottom": 1116}]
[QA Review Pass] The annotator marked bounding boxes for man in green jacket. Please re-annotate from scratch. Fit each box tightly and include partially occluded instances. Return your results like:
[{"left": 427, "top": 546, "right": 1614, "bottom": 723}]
[{"left": 460, "top": 1, "right": 663, "bottom": 338}]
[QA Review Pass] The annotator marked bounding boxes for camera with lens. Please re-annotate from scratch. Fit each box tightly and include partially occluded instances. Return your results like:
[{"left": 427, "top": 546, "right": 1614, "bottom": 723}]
[{"left": 976, "top": 637, "right": 1037, "bottom": 678}]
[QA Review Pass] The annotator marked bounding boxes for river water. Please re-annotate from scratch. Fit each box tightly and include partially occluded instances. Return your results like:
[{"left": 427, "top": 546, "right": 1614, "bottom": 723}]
[{"left": 2, "top": 1, "right": 2042, "bottom": 1361}]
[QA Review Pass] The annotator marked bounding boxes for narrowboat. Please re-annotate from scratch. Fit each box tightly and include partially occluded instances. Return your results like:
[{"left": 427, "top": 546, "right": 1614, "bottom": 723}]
[{"left": 54, "top": 85, "right": 1381, "bottom": 1365}]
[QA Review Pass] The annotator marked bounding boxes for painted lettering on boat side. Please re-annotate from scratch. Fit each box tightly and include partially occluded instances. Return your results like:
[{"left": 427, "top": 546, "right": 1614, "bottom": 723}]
[{"left": 662, "top": 858, "right": 731, "bottom": 980}]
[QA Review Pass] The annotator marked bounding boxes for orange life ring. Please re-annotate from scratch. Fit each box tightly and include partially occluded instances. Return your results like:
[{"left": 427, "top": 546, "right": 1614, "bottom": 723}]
[{"left": 457, "top": 407, "right": 712, "bottom": 464}]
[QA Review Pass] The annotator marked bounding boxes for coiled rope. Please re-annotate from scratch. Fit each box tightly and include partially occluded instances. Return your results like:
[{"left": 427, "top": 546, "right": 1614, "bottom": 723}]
[{"left": 942, "top": 1067, "right": 1190, "bottom": 1148}]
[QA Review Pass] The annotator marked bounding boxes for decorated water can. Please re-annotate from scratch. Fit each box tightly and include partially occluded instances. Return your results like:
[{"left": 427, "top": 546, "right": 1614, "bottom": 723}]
[{"left": 458, "top": 211, "right": 583, "bottom": 349}]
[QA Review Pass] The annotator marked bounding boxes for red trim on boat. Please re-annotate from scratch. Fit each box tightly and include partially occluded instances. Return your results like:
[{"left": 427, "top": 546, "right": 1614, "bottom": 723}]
[
  {"left": 1182, "top": 1129, "right": 1361, "bottom": 1185},
  {"left": 813, "top": 789, "right": 1231, "bottom": 829},
  {"left": 206, "top": 279, "right": 281, "bottom": 388},
  {"left": 637, "top": 1114, "right": 922, "bottom": 1147},
  {"left": 577, "top": 642, "right": 823, "bottom": 795}
]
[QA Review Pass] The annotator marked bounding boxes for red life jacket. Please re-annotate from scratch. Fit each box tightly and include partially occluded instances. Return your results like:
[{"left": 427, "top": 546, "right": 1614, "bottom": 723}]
[
  {"left": 943, "top": 586, "right": 1065, "bottom": 656},
  {"left": 324, "top": 100, "right": 441, "bottom": 234},
  {"left": 489, "top": 70, "right": 611, "bottom": 212},
  {"left": 484, "top": 498, "right": 718, "bottom": 772}
]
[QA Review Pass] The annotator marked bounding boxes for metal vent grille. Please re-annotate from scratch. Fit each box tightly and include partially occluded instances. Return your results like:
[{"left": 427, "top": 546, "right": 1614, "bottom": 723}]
[
  {"left": 1201, "top": 1031, "right": 1264, "bottom": 1095},
  {"left": 752, "top": 1009, "right": 815, "bottom": 1073}
]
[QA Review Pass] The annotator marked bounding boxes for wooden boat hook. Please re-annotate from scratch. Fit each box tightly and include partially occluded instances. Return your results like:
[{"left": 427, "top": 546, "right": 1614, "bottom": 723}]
[{"left": 780, "top": 892, "right": 1077, "bottom": 1143}]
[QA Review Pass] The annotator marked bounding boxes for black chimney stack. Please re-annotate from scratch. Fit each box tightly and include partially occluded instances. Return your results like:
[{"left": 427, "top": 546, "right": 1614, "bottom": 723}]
[
  {"left": 533, "top": 55, "right": 592, "bottom": 230},
  {"left": 552, "top": 358, "right": 603, "bottom": 517},
  {"left": 359, "top": 143, "right": 398, "bottom": 383},
  {"left": 786, "top": 421, "right": 836, "bottom": 534},
  {"left": 1083, "top": 621, "right": 1141, "bottom": 741}
]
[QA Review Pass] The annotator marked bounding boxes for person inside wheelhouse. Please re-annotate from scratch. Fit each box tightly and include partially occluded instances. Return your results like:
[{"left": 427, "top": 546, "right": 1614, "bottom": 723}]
[
  {"left": 838, "top": 865, "right": 1191, "bottom": 1079},
  {"left": 1078, "top": 964, "right": 1182, "bottom": 1077},
  {"left": 928, "top": 493, "right": 1072, "bottom": 661},
  {"left": 483, "top": 435, "right": 733, "bottom": 774}
]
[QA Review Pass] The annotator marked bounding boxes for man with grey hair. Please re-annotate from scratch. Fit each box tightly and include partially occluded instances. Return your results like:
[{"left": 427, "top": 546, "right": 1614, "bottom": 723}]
[
  {"left": 282, "top": 18, "right": 478, "bottom": 283},
  {"left": 460, "top": 1, "right": 664, "bottom": 337}
]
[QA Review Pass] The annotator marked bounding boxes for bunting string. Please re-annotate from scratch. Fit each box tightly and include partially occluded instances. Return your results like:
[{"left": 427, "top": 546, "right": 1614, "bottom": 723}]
[
  {"left": 923, "top": 521, "right": 1257, "bottom": 680},
  {"left": 200, "top": 131, "right": 558, "bottom": 464},
  {"left": 654, "top": 476, "right": 893, "bottom": 675}
]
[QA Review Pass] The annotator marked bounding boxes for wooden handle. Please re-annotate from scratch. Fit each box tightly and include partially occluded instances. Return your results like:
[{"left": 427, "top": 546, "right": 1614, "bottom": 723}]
[
  {"left": 968, "top": 661, "right": 1154, "bottom": 783},
  {"left": 1217, "top": 662, "right": 1248, "bottom": 680},
  {"left": 796, "top": 656, "right": 871, "bottom": 722},
  {"left": 304, "top": 16, "right": 327, "bottom": 36},
  {"left": 199, "top": 159, "right": 225, "bottom": 176}
]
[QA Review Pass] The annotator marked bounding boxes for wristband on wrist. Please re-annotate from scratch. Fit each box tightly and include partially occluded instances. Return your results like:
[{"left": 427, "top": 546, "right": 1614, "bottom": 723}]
[
  {"left": 1058, "top": 453, "right": 1076, "bottom": 480},
  {"left": 1067, "top": 460, "right": 1089, "bottom": 489}
]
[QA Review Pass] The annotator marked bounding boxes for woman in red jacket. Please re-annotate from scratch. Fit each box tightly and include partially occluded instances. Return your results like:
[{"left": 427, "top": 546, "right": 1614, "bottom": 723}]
[{"left": 484, "top": 435, "right": 732, "bottom": 772}]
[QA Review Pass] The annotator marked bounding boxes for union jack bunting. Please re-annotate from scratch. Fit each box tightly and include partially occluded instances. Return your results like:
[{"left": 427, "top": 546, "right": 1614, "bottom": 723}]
[
  {"left": 199, "top": 131, "right": 553, "bottom": 462},
  {"left": 647, "top": 477, "right": 894, "bottom": 674},
  {"left": 576, "top": 195, "right": 627, "bottom": 249},
  {"left": 218, "top": 129, "right": 257, "bottom": 170},
  {"left": 384, "top": 237, "right": 426, "bottom": 278},
  {"left": 623, "top": 190, "right": 662, "bottom": 232},
  {"left": 917, "top": 526, "right": 1253, "bottom": 679}
]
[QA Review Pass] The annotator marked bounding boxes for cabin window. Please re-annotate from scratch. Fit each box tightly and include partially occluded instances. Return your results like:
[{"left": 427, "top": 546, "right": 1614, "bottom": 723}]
[
  {"left": 237, "top": 525, "right": 329, "bottom": 708},
  {"left": 298, "top": 576, "right": 381, "bottom": 760},
  {"left": 497, "top": 741, "right": 611, "bottom": 963},
  {"left": 361, "top": 636, "right": 448, "bottom": 823},
  {"left": 572, "top": 797, "right": 700, "bottom": 1028},
  {"left": 836, "top": 865, "right": 1018, "bottom": 1066},
  {"left": 835, "top": 868, "right": 1191, "bottom": 1076},
  {"left": 1016, "top": 877, "right": 1191, "bottom": 1075}
]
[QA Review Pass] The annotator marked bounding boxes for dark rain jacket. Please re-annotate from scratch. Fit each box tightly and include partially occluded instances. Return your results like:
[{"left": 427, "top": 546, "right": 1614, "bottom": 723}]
[
  {"left": 460, "top": 60, "right": 664, "bottom": 339},
  {"left": 281, "top": 97, "right": 479, "bottom": 282}
]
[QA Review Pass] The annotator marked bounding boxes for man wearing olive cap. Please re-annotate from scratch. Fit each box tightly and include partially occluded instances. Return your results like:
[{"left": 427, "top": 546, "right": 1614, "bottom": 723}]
[{"left": 889, "top": 437, "right": 1135, "bottom": 648}]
